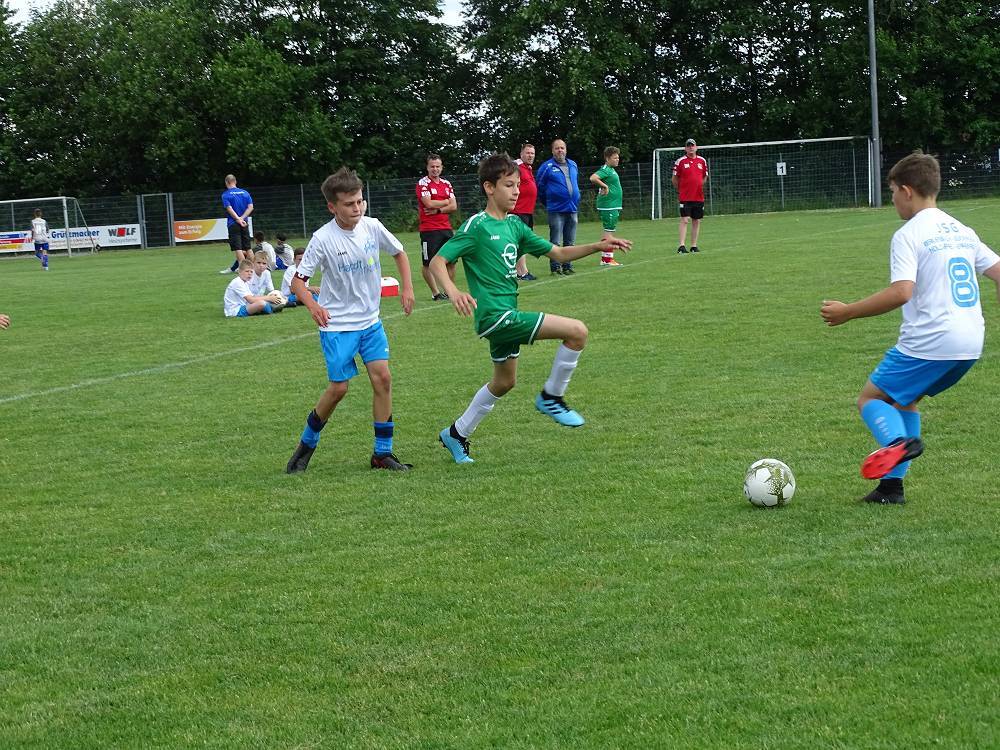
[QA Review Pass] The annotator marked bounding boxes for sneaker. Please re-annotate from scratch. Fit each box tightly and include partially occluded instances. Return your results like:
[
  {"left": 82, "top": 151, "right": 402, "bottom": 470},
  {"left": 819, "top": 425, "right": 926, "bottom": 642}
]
[
  {"left": 432, "top": 292, "right": 450, "bottom": 301},
  {"left": 517, "top": 273, "right": 537, "bottom": 281},
  {"left": 550, "top": 266, "right": 563, "bottom": 275},
  {"left": 862, "top": 487, "right": 906, "bottom": 505},
  {"left": 677, "top": 245, "right": 688, "bottom": 254},
  {"left": 861, "top": 437, "right": 924, "bottom": 479},
  {"left": 439, "top": 427, "right": 474, "bottom": 464},
  {"left": 534, "top": 392, "right": 585, "bottom": 427},
  {"left": 690, "top": 246, "right": 700, "bottom": 253},
  {"left": 371, "top": 452, "right": 413, "bottom": 471},
  {"left": 562, "top": 265, "right": 575, "bottom": 275},
  {"left": 286, "top": 441, "right": 316, "bottom": 474},
  {"left": 600, "top": 260, "right": 624, "bottom": 268},
  {"left": 219, "top": 267, "right": 235, "bottom": 274}
]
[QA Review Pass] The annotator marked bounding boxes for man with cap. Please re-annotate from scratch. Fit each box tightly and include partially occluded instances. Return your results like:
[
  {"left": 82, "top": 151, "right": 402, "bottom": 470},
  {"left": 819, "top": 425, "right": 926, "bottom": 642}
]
[{"left": 671, "top": 139, "right": 709, "bottom": 253}]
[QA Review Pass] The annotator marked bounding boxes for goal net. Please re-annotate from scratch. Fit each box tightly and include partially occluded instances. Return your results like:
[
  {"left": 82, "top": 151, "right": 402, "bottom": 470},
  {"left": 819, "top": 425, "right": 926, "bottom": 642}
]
[
  {"left": 651, "top": 136, "right": 872, "bottom": 219},
  {"left": 0, "top": 196, "right": 98, "bottom": 256}
]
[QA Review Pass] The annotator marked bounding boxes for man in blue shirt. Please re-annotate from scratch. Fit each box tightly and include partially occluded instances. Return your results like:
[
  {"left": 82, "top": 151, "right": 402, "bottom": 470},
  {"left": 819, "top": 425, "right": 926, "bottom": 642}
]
[
  {"left": 535, "top": 139, "right": 581, "bottom": 275},
  {"left": 219, "top": 174, "right": 255, "bottom": 274}
]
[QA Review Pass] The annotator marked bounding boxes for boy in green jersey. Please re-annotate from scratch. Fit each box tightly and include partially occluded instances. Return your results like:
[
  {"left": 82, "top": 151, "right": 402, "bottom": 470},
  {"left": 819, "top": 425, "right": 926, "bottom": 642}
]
[
  {"left": 589, "top": 146, "right": 624, "bottom": 267},
  {"left": 430, "top": 152, "right": 632, "bottom": 464}
]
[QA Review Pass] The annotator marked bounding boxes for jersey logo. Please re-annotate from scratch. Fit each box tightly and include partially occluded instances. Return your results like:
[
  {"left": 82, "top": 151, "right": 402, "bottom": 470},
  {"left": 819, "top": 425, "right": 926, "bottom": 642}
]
[
  {"left": 490, "top": 235, "right": 500, "bottom": 241},
  {"left": 502, "top": 243, "right": 517, "bottom": 270}
]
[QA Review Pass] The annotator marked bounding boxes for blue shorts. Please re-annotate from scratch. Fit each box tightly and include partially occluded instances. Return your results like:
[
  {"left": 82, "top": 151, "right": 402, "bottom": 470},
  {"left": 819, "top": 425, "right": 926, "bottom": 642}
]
[
  {"left": 320, "top": 321, "right": 389, "bottom": 382},
  {"left": 870, "top": 347, "right": 977, "bottom": 406},
  {"left": 236, "top": 305, "right": 250, "bottom": 317},
  {"left": 34, "top": 242, "right": 49, "bottom": 252}
]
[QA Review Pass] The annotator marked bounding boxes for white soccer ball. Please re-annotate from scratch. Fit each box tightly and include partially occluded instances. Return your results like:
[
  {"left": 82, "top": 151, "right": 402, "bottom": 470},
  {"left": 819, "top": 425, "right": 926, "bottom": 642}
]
[
  {"left": 270, "top": 292, "right": 288, "bottom": 306},
  {"left": 744, "top": 458, "right": 795, "bottom": 507}
]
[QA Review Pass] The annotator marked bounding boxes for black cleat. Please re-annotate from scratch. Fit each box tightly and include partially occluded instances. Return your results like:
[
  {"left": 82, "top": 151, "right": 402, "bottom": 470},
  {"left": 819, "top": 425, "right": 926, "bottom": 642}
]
[
  {"left": 863, "top": 479, "right": 906, "bottom": 505},
  {"left": 550, "top": 266, "right": 563, "bottom": 275},
  {"left": 286, "top": 441, "right": 316, "bottom": 474},
  {"left": 562, "top": 265, "right": 575, "bottom": 275},
  {"left": 677, "top": 245, "right": 688, "bottom": 254},
  {"left": 432, "top": 292, "right": 450, "bottom": 301},
  {"left": 371, "top": 452, "right": 413, "bottom": 471},
  {"left": 690, "top": 245, "right": 700, "bottom": 253}
]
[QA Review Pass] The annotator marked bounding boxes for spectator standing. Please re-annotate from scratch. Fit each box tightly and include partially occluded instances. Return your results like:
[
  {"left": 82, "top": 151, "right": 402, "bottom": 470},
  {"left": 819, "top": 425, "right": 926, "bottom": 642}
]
[
  {"left": 220, "top": 174, "right": 255, "bottom": 273},
  {"left": 536, "top": 139, "right": 581, "bottom": 275},
  {"left": 672, "top": 139, "right": 708, "bottom": 254},
  {"left": 416, "top": 154, "right": 458, "bottom": 300},
  {"left": 513, "top": 142, "right": 538, "bottom": 281}
]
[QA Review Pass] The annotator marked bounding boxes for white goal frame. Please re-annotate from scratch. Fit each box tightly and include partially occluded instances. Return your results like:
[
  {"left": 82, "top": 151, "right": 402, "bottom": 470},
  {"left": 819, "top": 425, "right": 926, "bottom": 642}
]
[
  {"left": 650, "top": 136, "right": 873, "bottom": 219},
  {"left": 0, "top": 195, "right": 98, "bottom": 256}
]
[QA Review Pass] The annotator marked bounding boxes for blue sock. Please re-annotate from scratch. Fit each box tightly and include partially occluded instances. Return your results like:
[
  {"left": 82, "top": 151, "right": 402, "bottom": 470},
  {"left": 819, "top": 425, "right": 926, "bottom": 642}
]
[
  {"left": 374, "top": 420, "right": 393, "bottom": 455},
  {"left": 885, "top": 410, "right": 921, "bottom": 479},
  {"left": 42, "top": 255, "right": 48, "bottom": 268},
  {"left": 300, "top": 410, "right": 326, "bottom": 448},
  {"left": 263, "top": 302, "right": 273, "bottom": 314},
  {"left": 230, "top": 260, "right": 238, "bottom": 272},
  {"left": 860, "top": 400, "right": 906, "bottom": 448}
]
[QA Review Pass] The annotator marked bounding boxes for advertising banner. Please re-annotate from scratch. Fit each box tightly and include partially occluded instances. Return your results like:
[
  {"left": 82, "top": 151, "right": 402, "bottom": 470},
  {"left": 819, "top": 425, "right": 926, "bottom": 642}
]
[
  {"left": 174, "top": 217, "right": 253, "bottom": 243},
  {"left": 0, "top": 231, "right": 30, "bottom": 253},
  {"left": 0, "top": 225, "right": 140, "bottom": 252}
]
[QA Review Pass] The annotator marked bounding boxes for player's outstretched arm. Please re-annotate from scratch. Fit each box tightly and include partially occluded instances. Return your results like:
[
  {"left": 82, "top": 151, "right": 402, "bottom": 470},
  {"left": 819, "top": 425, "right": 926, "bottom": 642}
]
[
  {"left": 429, "top": 255, "right": 476, "bottom": 317},
  {"left": 548, "top": 237, "right": 632, "bottom": 264},
  {"left": 292, "top": 276, "right": 329, "bottom": 327},
  {"left": 392, "top": 251, "right": 415, "bottom": 316},
  {"left": 820, "top": 281, "right": 914, "bottom": 326}
]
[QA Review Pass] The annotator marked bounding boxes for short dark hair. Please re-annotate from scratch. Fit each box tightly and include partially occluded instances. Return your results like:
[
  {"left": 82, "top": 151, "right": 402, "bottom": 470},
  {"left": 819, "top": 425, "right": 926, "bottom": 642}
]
[
  {"left": 426, "top": 153, "right": 442, "bottom": 163},
  {"left": 253, "top": 230, "right": 264, "bottom": 241},
  {"left": 321, "top": 167, "right": 364, "bottom": 203},
  {"left": 478, "top": 152, "right": 518, "bottom": 191},
  {"left": 276, "top": 232, "right": 287, "bottom": 242},
  {"left": 604, "top": 146, "right": 620, "bottom": 159},
  {"left": 887, "top": 150, "right": 941, "bottom": 198},
  {"left": 293, "top": 246, "right": 305, "bottom": 258}
]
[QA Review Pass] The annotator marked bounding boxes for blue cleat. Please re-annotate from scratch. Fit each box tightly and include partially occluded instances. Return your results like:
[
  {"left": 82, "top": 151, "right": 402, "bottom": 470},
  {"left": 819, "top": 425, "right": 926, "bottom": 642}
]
[
  {"left": 535, "top": 392, "right": 585, "bottom": 427},
  {"left": 439, "top": 427, "right": 474, "bottom": 464}
]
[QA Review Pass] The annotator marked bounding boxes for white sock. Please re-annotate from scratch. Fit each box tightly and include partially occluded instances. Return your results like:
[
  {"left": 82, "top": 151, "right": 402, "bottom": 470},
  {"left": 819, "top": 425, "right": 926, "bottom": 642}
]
[
  {"left": 543, "top": 344, "right": 581, "bottom": 397},
  {"left": 455, "top": 384, "right": 501, "bottom": 437}
]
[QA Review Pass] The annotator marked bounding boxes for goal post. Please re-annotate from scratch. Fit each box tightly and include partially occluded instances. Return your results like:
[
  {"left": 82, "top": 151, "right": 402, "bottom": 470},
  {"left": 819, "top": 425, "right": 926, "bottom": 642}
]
[
  {"left": 0, "top": 195, "right": 99, "bottom": 256},
  {"left": 651, "top": 136, "right": 872, "bottom": 220}
]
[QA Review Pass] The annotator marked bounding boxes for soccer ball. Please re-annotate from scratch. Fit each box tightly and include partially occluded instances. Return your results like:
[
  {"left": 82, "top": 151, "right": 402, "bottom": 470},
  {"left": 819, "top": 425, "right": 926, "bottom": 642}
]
[
  {"left": 744, "top": 458, "right": 795, "bottom": 507},
  {"left": 270, "top": 292, "right": 288, "bottom": 306}
]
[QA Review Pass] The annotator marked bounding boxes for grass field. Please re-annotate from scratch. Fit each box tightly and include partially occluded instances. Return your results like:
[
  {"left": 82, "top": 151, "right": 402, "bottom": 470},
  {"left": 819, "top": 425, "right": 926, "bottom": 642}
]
[{"left": 2, "top": 199, "right": 999, "bottom": 748}]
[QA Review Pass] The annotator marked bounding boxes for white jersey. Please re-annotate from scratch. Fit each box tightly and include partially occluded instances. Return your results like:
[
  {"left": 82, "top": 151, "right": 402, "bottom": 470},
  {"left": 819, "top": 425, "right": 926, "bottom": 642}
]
[
  {"left": 256, "top": 241, "right": 277, "bottom": 269},
  {"left": 890, "top": 207, "right": 1000, "bottom": 360},
  {"left": 297, "top": 216, "right": 404, "bottom": 332},
  {"left": 250, "top": 269, "right": 275, "bottom": 296},
  {"left": 31, "top": 217, "right": 48, "bottom": 241},
  {"left": 223, "top": 277, "right": 254, "bottom": 317},
  {"left": 281, "top": 264, "right": 297, "bottom": 297}
]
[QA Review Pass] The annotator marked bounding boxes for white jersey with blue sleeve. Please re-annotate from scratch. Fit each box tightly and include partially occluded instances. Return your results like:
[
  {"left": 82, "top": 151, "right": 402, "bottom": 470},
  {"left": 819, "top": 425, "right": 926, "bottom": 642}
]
[
  {"left": 296, "top": 216, "right": 404, "bottom": 332},
  {"left": 890, "top": 207, "right": 1000, "bottom": 360},
  {"left": 223, "top": 277, "right": 253, "bottom": 317}
]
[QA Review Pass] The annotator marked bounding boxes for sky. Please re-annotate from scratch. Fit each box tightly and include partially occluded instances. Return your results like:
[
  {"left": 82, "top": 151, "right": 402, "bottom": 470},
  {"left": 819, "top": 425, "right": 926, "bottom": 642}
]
[{"left": 7, "top": 0, "right": 465, "bottom": 25}]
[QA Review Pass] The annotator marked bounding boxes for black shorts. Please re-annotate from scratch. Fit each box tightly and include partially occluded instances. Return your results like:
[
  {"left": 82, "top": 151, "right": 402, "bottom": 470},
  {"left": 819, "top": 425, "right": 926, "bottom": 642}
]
[
  {"left": 679, "top": 202, "right": 705, "bottom": 220},
  {"left": 514, "top": 213, "right": 534, "bottom": 228},
  {"left": 420, "top": 229, "right": 454, "bottom": 267},
  {"left": 228, "top": 223, "right": 252, "bottom": 252}
]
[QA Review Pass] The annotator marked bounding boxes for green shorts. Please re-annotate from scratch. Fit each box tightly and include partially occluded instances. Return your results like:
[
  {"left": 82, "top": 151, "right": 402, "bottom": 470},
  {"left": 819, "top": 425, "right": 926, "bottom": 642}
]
[
  {"left": 599, "top": 209, "right": 620, "bottom": 232},
  {"left": 478, "top": 310, "right": 546, "bottom": 362}
]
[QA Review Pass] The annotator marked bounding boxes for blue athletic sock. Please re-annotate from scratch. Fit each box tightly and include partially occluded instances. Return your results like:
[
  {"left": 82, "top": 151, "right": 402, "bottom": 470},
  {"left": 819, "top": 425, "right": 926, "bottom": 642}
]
[
  {"left": 230, "top": 259, "right": 238, "bottom": 272},
  {"left": 41, "top": 255, "right": 48, "bottom": 268},
  {"left": 885, "top": 409, "right": 921, "bottom": 479},
  {"left": 374, "top": 420, "right": 393, "bottom": 455},
  {"left": 300, "top": 409, "right": 327, "bottom": 448},
  {"left": 860, "top": 400, "right": 906, "bottom": 448},
  {"left": 263, "top": 302, "right": 273, "bottom": 314}
]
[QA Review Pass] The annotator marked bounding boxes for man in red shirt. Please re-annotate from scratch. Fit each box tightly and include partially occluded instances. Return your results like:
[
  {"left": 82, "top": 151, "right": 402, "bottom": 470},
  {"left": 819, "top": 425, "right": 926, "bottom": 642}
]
[
  {"left": 512, "top": 142, "right": 539, "bottom": 281},
  {"left": 417, "top": 153, "right": 458, "bottom": 300},
  {"left": 671, "top": 138, "right": 709, "bottom": 253}
]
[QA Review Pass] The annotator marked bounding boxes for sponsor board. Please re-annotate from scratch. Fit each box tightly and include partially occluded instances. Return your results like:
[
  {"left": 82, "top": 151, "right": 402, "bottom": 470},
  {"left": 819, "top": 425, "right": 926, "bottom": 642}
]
[
  {"left": 174, "top": 217, "right": 253, "bottom": 243},
  {"left": 0, "top": 224, "right": 141, "bottom": 252}
]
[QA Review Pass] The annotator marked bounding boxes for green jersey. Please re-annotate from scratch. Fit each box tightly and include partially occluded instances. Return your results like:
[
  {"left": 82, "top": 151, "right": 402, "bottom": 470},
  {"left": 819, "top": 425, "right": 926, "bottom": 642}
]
[
  {"left": 595, "top": 164, "right": 623, "bottom": 210},
  {"left": 438, "top": 212, "right": 553, "bottom": 334}
]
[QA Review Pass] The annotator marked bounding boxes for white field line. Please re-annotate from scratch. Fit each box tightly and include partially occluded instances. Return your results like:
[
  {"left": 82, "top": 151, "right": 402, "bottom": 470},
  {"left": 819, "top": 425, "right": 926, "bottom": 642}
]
[{"left": 0, "top": 218, "right": 904, "bottom": 406}]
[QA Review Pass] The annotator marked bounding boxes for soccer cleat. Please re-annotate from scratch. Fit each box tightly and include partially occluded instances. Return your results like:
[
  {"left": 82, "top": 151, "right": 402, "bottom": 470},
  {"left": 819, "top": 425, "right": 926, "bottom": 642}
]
[
  {"left": 600, "top": 260, "right": 624, "bottom": 268},
  {"left": 517, "top": 273, "right": 537, "bottom": 281},
  {"left": 535, "top": 392, "right": 585, "bottom": 427},
  {"left": 677, "top": 245, "right": 688, "bottom": 254},
  {"left": 562, "top": 265, "right": 575, "bottom": 275},
  {"left": 690, "top": 246, "right": 700, "bottom": 253},
  {"left": 371, "top": 452, "right": 413, "bottom": 471},
  {"left": 432, "top": 292, "right": 450, "bottom": 301},
  {"left": 860, "top": 437, "right": 924, "bottom": 479},
  {"left": 286, "top": 441, "right": 316, "bottom": 474},
  {"left": 550, "top": 266, "right": 563, "bottom": 275},
  {"left": 439, "top": 427, "right": 474, "bottom": 464},
  {"left": 862, "top": 487, "right": 906, "bottom": 505}
]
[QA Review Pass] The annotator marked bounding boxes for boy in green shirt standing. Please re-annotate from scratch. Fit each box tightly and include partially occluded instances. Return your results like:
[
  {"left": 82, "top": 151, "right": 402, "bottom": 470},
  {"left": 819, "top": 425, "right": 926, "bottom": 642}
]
[
  {"left": 590, "top": 146, "right": 624, "bottom": 267},
  {"left": 430, "top": 153, "right": 632, "bottom": 464}
]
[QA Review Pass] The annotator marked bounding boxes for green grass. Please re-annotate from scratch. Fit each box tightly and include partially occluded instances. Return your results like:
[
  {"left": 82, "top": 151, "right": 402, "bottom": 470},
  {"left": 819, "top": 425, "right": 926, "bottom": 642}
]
[{"left": 2, "top": 199, "right": 999, "bottom": 748}]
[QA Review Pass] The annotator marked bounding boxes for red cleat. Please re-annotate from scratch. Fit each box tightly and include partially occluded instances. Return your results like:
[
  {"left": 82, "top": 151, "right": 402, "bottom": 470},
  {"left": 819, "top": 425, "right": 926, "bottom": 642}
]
[{"left": 861, "top": 438, "right": 924, "bottom": 479}]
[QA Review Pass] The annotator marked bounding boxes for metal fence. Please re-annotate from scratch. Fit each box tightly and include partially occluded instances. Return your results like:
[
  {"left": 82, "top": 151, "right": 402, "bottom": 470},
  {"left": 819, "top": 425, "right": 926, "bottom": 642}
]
[{"left": 2, "top": 149, "right": 997, "bottom": 250}]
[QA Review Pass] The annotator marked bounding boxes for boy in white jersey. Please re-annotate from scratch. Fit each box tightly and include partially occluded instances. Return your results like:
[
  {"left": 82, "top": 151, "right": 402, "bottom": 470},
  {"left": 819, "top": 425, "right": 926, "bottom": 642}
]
[
  {"left": 250, "top": 251, "right": 277, "bottom": 297},
  {"left": 821, "top": 151, "right": 1000, "bottom": 504},
  {"left": 430, "top": 153, "right": 631, "bottom": 464},
  {"left": 274, "top": 232, "right": 295, "bottom": 270},
  {"left": 281, "top": 247, "right": 320, "bottom": 307},
  {"left": 223, "top": 260, "right": 284, "bottom": 317},
  {"left": 286, "top": 167, "right": 416, "bottom": 474},
  {"left": 31, "top": 209, "right": 49, "bottom": 270}
]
